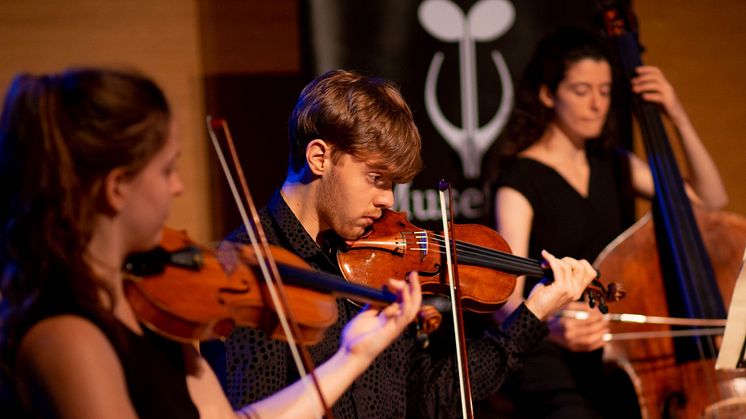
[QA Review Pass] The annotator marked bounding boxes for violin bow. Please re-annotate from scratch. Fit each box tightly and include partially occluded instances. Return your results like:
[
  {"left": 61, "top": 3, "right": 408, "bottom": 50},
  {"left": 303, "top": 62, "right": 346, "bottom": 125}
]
[
  {"left": 437, "top": 180, "right": 475, "bottom": 419},
  {"left": 206, "top": 116, "right": 332, "bottom": 419}
]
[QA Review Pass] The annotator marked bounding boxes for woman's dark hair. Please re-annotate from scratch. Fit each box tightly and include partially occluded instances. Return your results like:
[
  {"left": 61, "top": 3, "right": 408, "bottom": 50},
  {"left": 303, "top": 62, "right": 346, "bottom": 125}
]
[
  {"left": 0, "top": 68, "right": 170, "bottom": 383},
  {"left": 497, "top": 26, "right": 615, "bottom": 157}
]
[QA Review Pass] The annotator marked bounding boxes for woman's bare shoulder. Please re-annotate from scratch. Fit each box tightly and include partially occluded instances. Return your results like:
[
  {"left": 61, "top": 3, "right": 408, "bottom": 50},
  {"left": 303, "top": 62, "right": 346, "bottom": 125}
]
[{"left": 16, "top": 315, "right": 138, "bottom": 419}]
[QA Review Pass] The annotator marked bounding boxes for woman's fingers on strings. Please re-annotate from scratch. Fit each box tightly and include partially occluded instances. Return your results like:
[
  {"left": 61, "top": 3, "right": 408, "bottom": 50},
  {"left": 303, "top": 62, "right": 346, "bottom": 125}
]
[
  {"left": 632, "top": 68, "right": 676, "bottom": 108},
  {"left": 633, "top": 65, "right": 664, "bottom": 81},
  {"left": 631, "top": 69, "right": 670, "bottom": 94}
]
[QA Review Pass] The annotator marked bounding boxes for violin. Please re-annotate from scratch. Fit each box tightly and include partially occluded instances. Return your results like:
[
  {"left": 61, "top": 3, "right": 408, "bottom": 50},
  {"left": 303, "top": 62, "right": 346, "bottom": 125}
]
[
  {"left": 123, "top": 227, "right": 422, "bottom": 344},
  {"left": 338, "top": 209, "right": 625, "bottom": 313}
]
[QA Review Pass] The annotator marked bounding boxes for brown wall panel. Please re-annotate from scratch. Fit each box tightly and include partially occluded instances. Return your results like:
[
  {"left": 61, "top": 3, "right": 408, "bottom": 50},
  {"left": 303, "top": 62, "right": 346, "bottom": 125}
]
[
  {"left": 635, "top": 2, "right": 746, "bottom": 215},
  {"left": 198, "top": 0, "right": 301, "bottom": 75},
  {"left": 0, "top": 0, "right": 212, "bottom": 242}
]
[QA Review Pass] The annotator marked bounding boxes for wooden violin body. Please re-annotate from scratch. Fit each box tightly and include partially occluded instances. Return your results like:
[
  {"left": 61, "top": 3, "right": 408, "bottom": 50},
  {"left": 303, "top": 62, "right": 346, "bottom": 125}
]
[
  {"left": 124, "top": 228, "right": 338, "bottom": 344},
  {"left": 338, "top": 209, "right": 517, "bottom": 312}
]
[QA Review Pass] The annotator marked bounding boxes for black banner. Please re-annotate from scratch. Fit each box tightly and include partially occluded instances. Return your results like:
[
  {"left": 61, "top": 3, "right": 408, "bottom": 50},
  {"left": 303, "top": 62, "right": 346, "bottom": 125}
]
[{"left": 303, "top": 0, "right": 604, "bottom": 229}]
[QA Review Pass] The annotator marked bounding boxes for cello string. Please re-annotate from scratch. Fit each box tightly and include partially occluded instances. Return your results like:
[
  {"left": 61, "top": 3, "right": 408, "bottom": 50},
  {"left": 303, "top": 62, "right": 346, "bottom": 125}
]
[
  {"left": 630, "top": 44, "right": 723, "bottom": 408},
  {"left": 619, "top": 31, "right": 722, "bottom": 415},
  {"left": 628, "top": 36, "right": 719, "bottom": 326}
]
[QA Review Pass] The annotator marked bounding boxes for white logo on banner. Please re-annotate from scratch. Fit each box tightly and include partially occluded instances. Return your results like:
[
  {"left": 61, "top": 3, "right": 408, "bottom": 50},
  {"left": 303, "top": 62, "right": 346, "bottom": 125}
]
[{"left": 417, "top": 0, "right": 515, "bottom": 179}]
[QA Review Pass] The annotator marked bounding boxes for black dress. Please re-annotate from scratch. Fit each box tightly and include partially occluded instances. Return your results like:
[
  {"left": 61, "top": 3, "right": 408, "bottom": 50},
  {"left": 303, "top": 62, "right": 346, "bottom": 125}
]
[
  {"left": 218, "top": 190, "right": 549, "bottom": 419},
  {"left": 7, "top": 308, "right": 199, "bottom": 419},
  {"left": 495, "top": 146, "right": 633, "bottom": 418}
]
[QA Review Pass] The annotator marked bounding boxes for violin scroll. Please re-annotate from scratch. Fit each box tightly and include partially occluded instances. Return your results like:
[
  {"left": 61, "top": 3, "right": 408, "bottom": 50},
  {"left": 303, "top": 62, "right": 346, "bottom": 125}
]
[{"left": 583, "top": 278, "right": 626, "bottom": 314}]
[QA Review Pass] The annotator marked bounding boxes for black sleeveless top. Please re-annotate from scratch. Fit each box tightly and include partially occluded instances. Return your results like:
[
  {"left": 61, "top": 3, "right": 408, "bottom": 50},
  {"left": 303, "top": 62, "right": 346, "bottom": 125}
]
[
  {"left": 112, "top": 320, "right": 200, "bottom": 418},
  {"left": 9, "top": 308, "right": 200, "bottom": 419},
  {"left": 497, "top": 146, "right": 634, "bottom": 296}
]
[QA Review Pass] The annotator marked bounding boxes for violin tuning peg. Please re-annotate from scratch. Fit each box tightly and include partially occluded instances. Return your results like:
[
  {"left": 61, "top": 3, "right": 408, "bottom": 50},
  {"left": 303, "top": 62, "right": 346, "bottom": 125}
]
[
  {"left": 412, "top": 321, "right": 430, "bottom": 349},
  {"left": 607, "top": 282, "right": 627, "bottom": 302},
  {"left": 415, "top": 330, "right": 430, "bottom": 349},
  {"left": 599, "top": 299, "right": 609, "bottom": 315},
  {"left": 587, "top": 292, "right": 597, "bottom": 309}
]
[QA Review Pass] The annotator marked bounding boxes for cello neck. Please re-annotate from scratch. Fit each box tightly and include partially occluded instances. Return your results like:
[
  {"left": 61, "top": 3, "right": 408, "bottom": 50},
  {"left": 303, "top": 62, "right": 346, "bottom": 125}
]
[{"left": 599, "top": 1, "right": 726, "bottom": 358}]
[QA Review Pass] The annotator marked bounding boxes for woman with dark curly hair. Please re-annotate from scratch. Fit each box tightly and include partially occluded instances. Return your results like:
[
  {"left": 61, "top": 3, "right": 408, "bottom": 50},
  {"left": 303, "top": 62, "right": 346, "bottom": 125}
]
[
  {"left": 0, "top": 68, "right": 422, "bottom": 419},
  {"left": 491, "top": 26, "right": 727, "bottom": 418}
]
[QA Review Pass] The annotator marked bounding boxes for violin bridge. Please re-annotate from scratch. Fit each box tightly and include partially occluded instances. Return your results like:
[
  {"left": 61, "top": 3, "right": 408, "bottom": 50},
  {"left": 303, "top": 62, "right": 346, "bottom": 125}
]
[{"left": 409, "top": 230, "right": 429, "bottom": 261}]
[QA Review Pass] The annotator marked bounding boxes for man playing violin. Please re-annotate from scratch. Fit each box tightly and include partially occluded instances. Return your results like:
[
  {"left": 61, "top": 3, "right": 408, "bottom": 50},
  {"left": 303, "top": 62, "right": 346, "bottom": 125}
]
[{"left": 219, "top": 69, "right": 599, "bottom": 418}]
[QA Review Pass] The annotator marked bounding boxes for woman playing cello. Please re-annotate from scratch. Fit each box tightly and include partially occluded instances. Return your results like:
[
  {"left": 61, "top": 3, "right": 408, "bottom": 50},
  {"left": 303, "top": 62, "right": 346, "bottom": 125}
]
[{"left": 490, "top": 26, "right": 728, "bottom": 418}]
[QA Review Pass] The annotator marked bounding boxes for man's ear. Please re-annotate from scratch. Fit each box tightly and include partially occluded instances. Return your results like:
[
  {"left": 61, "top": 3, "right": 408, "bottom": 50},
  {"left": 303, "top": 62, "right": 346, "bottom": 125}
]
[
  {"left": 102, "top": 167, "right": 130, "bottom": 214},
  {"left": 306, "top": 139, "right": 331, "bottom": 176},
  {"left": 539, "top": 85, "right": 555, "bottom": 108}
]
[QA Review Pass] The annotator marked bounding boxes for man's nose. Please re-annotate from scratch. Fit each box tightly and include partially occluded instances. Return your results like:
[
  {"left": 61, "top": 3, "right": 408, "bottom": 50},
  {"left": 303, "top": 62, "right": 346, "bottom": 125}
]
[{"left": 374, "top": 188, "right": 395, "bottom": 208}]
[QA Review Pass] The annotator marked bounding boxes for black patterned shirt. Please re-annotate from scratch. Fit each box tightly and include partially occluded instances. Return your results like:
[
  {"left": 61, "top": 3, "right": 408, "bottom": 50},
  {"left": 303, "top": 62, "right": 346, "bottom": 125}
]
[{"left": 223, "top": 190, "right": 548, "bottom": 418}]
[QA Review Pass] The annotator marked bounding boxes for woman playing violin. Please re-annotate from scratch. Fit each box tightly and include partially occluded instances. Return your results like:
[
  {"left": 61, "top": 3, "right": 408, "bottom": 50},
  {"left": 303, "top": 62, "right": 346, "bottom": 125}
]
[
  {"left": 219, "top": 69, "right": 600, "bottom": 418},
  {"left": 491, "top": 26, "right": 728, "bottom": 418},
  {"left": 0, "top": 68, "right": 423, "bottom": 419}
]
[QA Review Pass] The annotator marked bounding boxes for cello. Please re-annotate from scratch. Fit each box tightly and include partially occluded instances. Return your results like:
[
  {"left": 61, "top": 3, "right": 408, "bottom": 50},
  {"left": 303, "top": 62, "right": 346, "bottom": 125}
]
[{"left": 594, "top": 2, "right": 746, "bottom": 417}]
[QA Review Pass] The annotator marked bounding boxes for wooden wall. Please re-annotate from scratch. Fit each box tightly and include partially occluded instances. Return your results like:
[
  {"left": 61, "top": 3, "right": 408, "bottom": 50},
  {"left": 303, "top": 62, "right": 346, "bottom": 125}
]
[
  {"left": 635, "top": 2, "right": 746, "bottom": 215},
  {"left": 0, "top": 0, "right": 211, "bottom": 241}
]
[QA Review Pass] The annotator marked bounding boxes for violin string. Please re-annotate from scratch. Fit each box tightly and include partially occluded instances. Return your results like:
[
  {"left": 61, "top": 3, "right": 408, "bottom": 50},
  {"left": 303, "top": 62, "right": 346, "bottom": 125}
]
[
  {"left": 456, "top": 240, "right": 543, "bottom": 273},
  {"left": 400, "top": 232, "right": 535, "bottom": 269},
  {"left": 618, "top": 28, "right": 721, "bottom": 416},
  {"left": 399, "top": 232, "right": 542, "bottom": 275},
  {"left": 438, "top": 235, "right": 540, "bottom": 270},
  {"left": 412, "top": 236, "right": 540, "bottom": 275}
]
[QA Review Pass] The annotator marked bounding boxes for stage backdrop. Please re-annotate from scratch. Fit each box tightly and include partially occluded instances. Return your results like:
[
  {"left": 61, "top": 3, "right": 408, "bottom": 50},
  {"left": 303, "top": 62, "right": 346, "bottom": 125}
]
[
  {"left": 202, "top": 0, "right": 633, "bottom": 237},
  {"left": 302, "top": 0, "right": 629, "bottom": 229}
]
